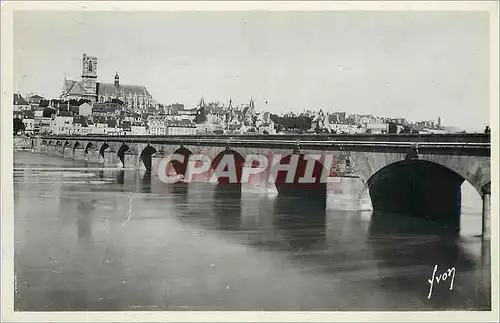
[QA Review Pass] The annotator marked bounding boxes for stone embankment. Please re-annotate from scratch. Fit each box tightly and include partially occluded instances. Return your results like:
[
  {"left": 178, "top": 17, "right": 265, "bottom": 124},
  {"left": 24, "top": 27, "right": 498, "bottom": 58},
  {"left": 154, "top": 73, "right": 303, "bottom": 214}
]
[{"left": 13, "top": 136, "right": 32, "bottom": 150}]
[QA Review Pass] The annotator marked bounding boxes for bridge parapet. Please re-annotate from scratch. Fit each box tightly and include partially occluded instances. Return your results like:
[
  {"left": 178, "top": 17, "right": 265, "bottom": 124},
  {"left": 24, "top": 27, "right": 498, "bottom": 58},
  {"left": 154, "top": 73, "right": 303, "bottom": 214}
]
[
  {"left": 41, "top": 133, "right": 491, "bottom": 143},
  {"left": 38, "top": 136, "right": 490, "bottom": 156}
]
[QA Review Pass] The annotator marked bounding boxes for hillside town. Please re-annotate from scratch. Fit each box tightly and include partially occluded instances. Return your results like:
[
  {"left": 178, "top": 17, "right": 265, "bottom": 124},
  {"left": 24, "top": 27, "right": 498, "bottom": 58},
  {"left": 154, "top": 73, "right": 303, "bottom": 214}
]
[{"left": 13, "top": 53, "right": 450, "bottom": 137}]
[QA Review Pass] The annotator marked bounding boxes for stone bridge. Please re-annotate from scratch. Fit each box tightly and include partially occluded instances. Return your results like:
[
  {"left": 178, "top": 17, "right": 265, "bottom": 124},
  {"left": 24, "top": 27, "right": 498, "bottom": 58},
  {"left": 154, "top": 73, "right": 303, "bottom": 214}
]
[{"left": 34, "top": 134, "right": 491, "bottom": 239}]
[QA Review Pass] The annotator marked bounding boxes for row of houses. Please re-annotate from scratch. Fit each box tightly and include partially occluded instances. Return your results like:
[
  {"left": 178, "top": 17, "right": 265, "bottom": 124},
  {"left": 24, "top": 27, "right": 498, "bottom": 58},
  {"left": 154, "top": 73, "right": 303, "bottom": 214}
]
[
  {"left": 13, "top": 92, "right": 446, "bottom": 136},
  {"left": 20, "top": 114, "right": 198, "bottom": 136}
]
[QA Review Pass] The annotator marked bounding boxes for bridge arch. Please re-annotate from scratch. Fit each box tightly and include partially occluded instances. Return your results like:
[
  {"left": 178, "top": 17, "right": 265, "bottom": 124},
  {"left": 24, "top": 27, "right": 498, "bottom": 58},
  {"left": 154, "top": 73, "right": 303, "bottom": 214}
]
[
  {"left": 170, "top": 147, "right": 193, "bottom": 176},
  {"left": 423, "top": 156, "right": 489, "bottom": 197},
  {"left": 211, "top": 149, "right": 246, "bottom": 185},
  {"left": 366, "top": 159, "right": 467, "bottom": 233},
  {"left": 99, "top": 143, "right": 110, "bottom": 158},
  {"left": 140, "top": 145, "right": 157, "bottom": 171},
  {"left": 117, "top": 143, "right": 130, "bottom": 165},
  {"left": 72, "top": 141, "right": 81, "bottom": 154},
  {"left": 273, "top": 152, "right": 328, "bottom": 200},
  {"left": 84, "top": 142, "right": 94, "bottom": 154}
]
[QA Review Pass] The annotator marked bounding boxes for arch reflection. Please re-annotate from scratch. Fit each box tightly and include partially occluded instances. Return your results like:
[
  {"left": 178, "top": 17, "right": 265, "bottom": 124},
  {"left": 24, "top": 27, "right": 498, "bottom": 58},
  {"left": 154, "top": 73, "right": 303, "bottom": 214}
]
[
  {"left": 273, "top": 194, "right": 326, "bottom": 251},
  {"left": 140, "top": 171, "right": 152, "bottom": 194},
  {"left": 116, "top": 170, "right": 125, "bottom": 185},
  {"left": 77, "top": 198, "right": 96, "bottom": 241},
  {"left": 367, "top": 210, "right": 490, "bottom": 310},
  {"left": 212, "top": 184, "right": 242, "bottom": 230}
]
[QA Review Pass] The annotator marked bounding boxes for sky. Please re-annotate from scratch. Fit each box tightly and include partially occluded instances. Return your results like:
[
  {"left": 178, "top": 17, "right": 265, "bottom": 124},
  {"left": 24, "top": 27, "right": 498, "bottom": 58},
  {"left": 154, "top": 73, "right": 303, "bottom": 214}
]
[{"left": 14, "top": 10, "right": 490, "bottom": 131}]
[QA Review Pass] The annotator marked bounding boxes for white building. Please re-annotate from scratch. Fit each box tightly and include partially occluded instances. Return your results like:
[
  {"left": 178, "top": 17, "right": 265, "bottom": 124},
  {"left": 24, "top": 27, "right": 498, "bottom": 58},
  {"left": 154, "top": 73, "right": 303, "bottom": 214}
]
[
  {"left": 258, "top": 122, "right": 276, "bottom": 134},
  {"left": 329, "top": 123, "right": 359, "bottom": 134},
  {"left": 131, "top": 122, "right": 148, "bottom": 135},
  {"left": 50, "top": 116, "right": 74, "bottom": 135},
  {"left": 196, "top": 122, "right": 225, "bottom": 134},
  {"left": 147, "top": 115, "right": 166, "bottom": 136},
  {"left": 22, "top": 118, "right": 35, "bottom": 135},
  {"left": 166, "top": 126, "right": 197, "bottom": 136},
  {"left": 365, "top": 122, "right": 389, "bottom": 134},
  {"left": 35, "top": 116, "right": 52, "bottom": 134},
  {"left": 71, "top": 124, "right": 91, "bottom": 136},
  {"left": 34, "top": 107, "right": 45, "bottom": 118},
  {"left": 88, "top": 123, "right": 108, "bottom": 135},
  {"left": 165, "top": 120, "right": 197, "bottom": 135}
]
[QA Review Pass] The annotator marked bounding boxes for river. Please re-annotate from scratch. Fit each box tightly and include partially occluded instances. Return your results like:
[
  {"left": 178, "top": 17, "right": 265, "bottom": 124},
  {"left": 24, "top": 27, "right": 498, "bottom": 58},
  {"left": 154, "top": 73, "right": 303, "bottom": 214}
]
[{"left": 13, "top": 151, "right": 491, "bottom": 311}]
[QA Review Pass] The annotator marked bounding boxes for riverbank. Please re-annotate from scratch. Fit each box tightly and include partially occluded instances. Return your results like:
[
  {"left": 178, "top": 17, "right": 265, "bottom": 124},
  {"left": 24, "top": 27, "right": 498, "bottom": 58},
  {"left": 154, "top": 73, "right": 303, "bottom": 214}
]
[{"left": 13, "top": 136, "right": 32, "bottom": 150}]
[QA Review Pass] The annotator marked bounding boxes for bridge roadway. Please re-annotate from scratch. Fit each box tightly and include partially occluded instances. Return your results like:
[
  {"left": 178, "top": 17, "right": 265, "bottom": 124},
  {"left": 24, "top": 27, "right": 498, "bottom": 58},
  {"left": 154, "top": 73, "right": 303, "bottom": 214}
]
[
  {"left": 34, "top": 133, "right": 491, "bottom": 240},
  {"left": 40, "top": 134, "right": 490, "bottom": 156},
  {"left": 46, "top": 132, "right": 491, "bottom": 143}
]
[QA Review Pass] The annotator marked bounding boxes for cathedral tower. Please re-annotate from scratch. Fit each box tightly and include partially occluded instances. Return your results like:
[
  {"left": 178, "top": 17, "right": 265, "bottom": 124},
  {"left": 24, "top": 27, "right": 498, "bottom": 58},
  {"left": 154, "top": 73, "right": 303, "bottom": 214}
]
[{"left": 81, "top": 53, "right": 98, "bottom": 99}]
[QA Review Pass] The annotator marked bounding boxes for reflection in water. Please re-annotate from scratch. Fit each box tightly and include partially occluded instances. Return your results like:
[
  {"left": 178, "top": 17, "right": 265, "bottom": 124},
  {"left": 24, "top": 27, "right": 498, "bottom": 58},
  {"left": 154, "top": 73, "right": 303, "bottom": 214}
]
[
  {"left": 273, "top": 195, "right": 326, "bottom": 251},
  {"left": 369, "top": 208, "right": 459, "bottom": 237},
  {"left": 212, "top": 184, "right": 242, "bottom": 230},
  {"left": 13, "top": 151, "right": 491, "bottom": 311},
  {"left": 77, "top": 198, "right": 96, "bottom": 240},
  {"left": 140, "top": 171, "right": 152, "bottom": 194},
  {"left": 116, "top": 170, "right": 125, "bottom": 185},
  {"left": 169, "top": 182, "right": 189, "bottom": 208},
  {"left": 368, "top": 210, "right": 490, "bottom": 310}
]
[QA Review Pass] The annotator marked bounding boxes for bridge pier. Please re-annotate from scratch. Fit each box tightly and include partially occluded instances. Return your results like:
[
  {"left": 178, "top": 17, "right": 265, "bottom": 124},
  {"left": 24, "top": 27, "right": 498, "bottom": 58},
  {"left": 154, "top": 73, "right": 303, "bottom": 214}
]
[
  {"left": 73, "top": 148, "right": 86, "bottom": 160},
  {"left": 482, "top": 184, "right": 491, "bottom": 241},
  {"left": 367, "top": 159, "right": 463, "bottom": 234},
  {"left": 85, "top": 148, "right": 98, "bottom": 163},
  {"left": 63, "top": 147, "right": 72, "bottom": 158},
  {"left": 103, "top": 150, "right": 119, "bottom": 167},
  {"left": 151, "top": 152, "right": 167, "bottom": 176},
  {"left": 123, "top": 151, "right": 140, "bottom": 169}
]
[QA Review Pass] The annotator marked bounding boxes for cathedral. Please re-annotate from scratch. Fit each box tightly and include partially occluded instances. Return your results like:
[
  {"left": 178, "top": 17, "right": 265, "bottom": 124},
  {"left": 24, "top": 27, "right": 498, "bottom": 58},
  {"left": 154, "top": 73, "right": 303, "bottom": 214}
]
[{"left": 61, "top": 53, "right": 155, "bottom": 110}]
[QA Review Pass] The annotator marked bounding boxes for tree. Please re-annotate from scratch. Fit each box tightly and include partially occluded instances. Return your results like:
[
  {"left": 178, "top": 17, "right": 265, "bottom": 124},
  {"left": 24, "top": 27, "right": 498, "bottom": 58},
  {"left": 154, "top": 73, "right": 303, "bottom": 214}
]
[
  {"left": 388, "top": 122, "right": 398, "bottom": 134},
  {"left": 195, "top": 106, "right": 207, "bottom": 124},
  {"left": 399, "top": 126, "right": 411, "bottom": 134},
  {"left": 13, "top": 118, "right": 25, "bottom": 134},
  {"left": 42, "top": 107, "right": 56, "bottom": 118}
]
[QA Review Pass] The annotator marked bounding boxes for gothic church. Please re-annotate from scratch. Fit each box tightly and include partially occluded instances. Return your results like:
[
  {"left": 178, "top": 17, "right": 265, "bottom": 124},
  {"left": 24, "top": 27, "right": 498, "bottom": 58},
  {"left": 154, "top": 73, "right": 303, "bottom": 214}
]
[{"left": 61, "top": 53, "right": 155, "bottom": 110}]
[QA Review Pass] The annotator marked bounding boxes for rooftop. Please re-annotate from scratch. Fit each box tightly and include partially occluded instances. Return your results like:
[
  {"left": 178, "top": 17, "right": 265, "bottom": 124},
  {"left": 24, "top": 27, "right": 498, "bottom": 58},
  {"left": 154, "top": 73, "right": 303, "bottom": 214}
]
[{"left": 13, "top": 93, "right": 29, "bottom": 105}]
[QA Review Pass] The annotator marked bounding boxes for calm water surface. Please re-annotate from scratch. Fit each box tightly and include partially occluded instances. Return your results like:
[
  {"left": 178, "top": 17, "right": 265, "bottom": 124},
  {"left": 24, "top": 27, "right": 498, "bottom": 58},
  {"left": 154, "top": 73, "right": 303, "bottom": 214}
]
[{"left": 14, "top": 151, "right": 491, "bottom": 311}]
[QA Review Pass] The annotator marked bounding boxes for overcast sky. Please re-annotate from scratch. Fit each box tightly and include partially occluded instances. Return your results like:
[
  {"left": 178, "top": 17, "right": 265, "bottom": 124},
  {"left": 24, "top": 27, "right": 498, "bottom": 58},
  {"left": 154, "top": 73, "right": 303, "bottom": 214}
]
[{"left": 14, "top": 11, "right": 490, "bottom": 131}]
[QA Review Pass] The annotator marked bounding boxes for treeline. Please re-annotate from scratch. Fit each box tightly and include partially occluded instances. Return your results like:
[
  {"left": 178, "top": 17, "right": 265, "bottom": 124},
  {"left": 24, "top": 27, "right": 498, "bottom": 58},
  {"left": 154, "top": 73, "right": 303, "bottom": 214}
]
[
  {"left": 388, "top": 122, "right": 419, "bottom": 134},
  {"left": 269, "top": 114, "right": 312, "bottom": 132},
  {"left": 13, "top": 118, "right": 25, "bottom": 134}
]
